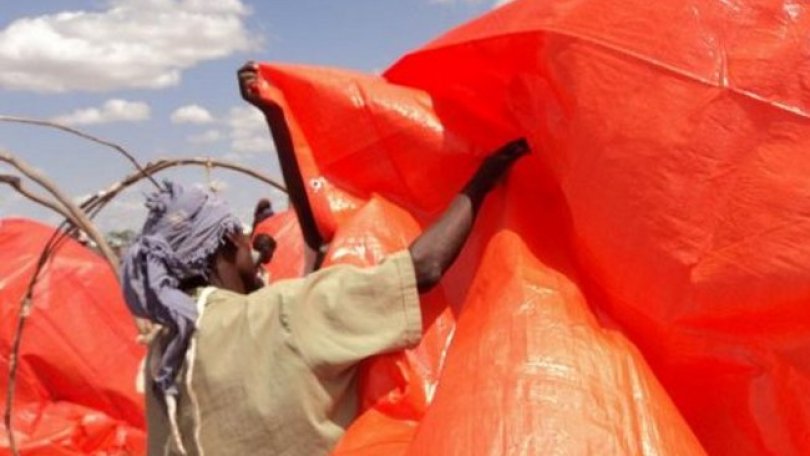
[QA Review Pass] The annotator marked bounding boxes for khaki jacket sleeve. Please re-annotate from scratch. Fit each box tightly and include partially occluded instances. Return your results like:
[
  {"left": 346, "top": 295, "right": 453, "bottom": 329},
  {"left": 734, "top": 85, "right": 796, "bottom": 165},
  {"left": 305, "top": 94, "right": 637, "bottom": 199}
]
[{"left": 277, "top": 250, "right": 422, "bottom": 375}]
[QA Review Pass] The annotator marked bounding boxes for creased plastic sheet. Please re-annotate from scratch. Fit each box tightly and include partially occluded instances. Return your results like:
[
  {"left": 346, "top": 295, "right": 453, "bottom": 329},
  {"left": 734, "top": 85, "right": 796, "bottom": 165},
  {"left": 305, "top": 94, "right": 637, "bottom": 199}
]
[
  {"left": 252, "top": 0, "right": 810, "bottom": 454},
  {"left": 0, "top": 219, "right": 146, "bottom": 455}
]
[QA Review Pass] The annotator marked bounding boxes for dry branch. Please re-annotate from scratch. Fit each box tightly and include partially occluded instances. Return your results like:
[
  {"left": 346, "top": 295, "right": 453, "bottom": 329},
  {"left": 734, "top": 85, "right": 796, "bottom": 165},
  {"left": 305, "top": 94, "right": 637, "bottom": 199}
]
[
  {"left": 0, "top": 115, "right": 160, "bottom": 189},
  {"left": 0, "top": 149, "right": 119, "bottom": 271},
  {"left": 81, "top": 156, "right": 287, "bottom": 217},
  {"left": 0, "top": 174, "right": 75, "bottom": 223}
]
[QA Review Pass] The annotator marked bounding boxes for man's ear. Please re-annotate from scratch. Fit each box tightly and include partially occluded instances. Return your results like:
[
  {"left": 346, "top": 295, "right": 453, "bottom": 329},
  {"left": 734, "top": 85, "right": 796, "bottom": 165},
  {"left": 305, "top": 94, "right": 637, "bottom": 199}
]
[{"left": 219, "top": 233, "right": 240, "bottom": 260}]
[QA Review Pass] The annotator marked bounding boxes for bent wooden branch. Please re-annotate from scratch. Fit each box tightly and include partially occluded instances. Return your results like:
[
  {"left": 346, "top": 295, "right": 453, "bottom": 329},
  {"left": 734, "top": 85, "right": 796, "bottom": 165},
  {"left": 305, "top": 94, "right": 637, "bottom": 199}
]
[
  {"left": 0, "top": 174, "right": 75, "bottom": 223},
  {"left": 81, "top": 156, "right": 287, "bottom": 217},
  {"left": 0, "top": 149, "right": 119, "bottom": 271},
  {"left": 0, "top": 115, "right": 160, "bottom": 189}
]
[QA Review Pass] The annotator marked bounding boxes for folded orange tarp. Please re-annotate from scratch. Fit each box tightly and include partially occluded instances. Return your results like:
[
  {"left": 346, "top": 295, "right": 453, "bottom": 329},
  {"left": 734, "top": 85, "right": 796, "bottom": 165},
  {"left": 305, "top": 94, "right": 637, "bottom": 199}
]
[
  {"left": 0, "top": 219, "right": 145, "bottom": 455},
  {"left": 3, "top": 0, "right": 808, "bottom": 454},
  {"left": 252, "top": 0, "right": 810, "bottom": 454}
]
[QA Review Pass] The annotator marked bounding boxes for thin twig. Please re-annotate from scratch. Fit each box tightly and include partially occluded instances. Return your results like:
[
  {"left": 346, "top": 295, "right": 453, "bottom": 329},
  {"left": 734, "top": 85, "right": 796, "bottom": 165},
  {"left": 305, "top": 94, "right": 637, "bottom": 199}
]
[
  {"left": 0, "top": 115, "right": 160, "bottom": 189},
  {"left": 0, "top": 174, "right": 75, "bottom": 223},
  {"left": 0, "top": 149, "right": 119, "bottom": 271},
  {"left": 80, "top": 156, "right": 287, "bottom": 217}
]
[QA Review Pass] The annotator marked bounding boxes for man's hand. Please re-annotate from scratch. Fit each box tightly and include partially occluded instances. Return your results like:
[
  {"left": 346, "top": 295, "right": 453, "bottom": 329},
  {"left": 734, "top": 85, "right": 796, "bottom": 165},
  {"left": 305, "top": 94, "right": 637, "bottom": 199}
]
[
  {"left": 238, "top": 61, "right": 279, "bottom": 111},
  {"left": 409, "top": 138, "right": 529, "bottom": 292},
  {"left": 468, "top": 138, "right": 529, "bottom": 195},
  {"left": 237, "top": 61, "right": 259, "bottom": 103},
  {"left": 238, "top": 62, "right": 325, "bottom": 270}
]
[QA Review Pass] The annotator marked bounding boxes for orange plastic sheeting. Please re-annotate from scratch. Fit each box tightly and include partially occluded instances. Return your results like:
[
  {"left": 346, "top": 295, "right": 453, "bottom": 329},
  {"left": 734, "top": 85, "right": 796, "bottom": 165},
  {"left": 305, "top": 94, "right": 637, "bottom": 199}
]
[
  {"left": 252, "top": 0, "right": 810, "bottom": 454},
  {"left": 0, "top": 219, "right": 146, "bottom": 455},
  {"left": 254, "top": 210, "right": 307, "bottom": 280}
]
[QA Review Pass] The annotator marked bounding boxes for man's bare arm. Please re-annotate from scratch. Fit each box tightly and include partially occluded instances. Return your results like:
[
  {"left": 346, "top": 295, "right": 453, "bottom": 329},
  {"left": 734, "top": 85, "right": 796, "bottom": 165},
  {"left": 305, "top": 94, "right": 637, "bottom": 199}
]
[
  {"left": 239, "top": 62, "right": 323, "bottom": 272},
  {"left": 409, "top": 139, "right": 528, "bottom": 292},
  {"left": 239, "top": 62, "right": 528, "bottom": 283}
]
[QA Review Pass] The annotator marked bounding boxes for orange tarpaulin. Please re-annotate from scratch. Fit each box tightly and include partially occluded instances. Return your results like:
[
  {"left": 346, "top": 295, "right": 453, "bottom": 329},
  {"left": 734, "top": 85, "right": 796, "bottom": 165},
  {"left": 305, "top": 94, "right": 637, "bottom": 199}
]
[
  {"left": 2, "top": 0, "right": 808, "bottom": 454},
  {"left": 0, "top": 219, "right": 145, "bottom": 455},
  {"left": 251, "top": 0, "right": 810, "bottom": 454}
]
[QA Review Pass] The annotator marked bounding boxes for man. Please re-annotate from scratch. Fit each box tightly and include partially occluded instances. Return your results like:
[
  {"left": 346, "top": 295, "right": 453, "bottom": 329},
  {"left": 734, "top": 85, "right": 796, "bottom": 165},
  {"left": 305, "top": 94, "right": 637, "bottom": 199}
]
[{"left": 121, "top": 64, "right": 527, "bottom": 456}]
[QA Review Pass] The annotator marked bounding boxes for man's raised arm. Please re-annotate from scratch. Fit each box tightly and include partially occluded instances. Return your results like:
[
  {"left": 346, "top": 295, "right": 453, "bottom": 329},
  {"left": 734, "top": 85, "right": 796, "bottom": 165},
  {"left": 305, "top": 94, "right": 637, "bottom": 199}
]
[
  {"left": 408, "top": 139, "right": 528, "bottom": 292},
  {"left": 238, "top": 61, "right": 528, "bottom": 285},
  {"left": 239, "top": 62, "right": 324, "bottom": 271}
]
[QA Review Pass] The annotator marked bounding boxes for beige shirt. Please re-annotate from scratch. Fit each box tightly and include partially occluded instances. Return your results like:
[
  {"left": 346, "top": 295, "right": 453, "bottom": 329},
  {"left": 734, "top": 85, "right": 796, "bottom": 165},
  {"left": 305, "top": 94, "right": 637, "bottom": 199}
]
[{"left": 146, "top": 250, "right": 421, "bottom": 456}]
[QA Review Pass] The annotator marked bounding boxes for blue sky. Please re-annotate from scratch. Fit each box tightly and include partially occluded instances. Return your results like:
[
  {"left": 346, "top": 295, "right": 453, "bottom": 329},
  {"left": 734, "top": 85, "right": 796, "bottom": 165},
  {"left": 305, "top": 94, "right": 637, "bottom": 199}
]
[{"left": 0, "top": 0, "right": 506, "bottom": 232}]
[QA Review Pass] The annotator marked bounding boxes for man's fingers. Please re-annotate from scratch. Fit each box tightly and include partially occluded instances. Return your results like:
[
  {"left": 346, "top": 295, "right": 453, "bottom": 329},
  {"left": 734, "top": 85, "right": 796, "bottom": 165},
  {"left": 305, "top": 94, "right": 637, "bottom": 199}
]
[
  {"left": 238, "top": 64, "right": 260, "bottom": 100},
  {"left": 240, "top": 78, "right": 258, "bottom": 96},
  {"left": 494, "top": 138, "right": 530, "bottom": 163},
  {"left": 238, "top": 67, "right": 257, "bottom": 85},
  {"left": 237, "top": 61, "right": 285, "bottom": 111},
  {"left": 506, "top": 138, "right": 529, "bottom": 154},
  {"left": 238, "top": 71, "right": 257, "bottom": 83},
  {"left": 514, "top": 138, "right": 529, "bottom": 153},
  {"left": 237, "top": 61, "right": 259, "bottom": 88},
  {"left": 238, "top": 69, "right": 256, "bottom": 80},
  {"left": 237, "top": 60, "right": 258, "bottom": 74}
]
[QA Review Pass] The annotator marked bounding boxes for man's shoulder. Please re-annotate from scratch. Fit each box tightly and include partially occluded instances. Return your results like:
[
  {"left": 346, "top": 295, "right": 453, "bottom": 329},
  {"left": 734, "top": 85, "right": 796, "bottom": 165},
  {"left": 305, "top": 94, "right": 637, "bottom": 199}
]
[{"left": 207, "top": 287, "right": 246, "bottom": 305}]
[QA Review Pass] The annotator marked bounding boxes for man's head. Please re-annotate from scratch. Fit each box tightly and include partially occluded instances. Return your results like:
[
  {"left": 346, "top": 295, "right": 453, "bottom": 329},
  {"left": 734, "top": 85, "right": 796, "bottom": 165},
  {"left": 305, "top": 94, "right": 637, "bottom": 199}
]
[
  {"left": 119, "top": 180, "right": 262, "bottom": 394},
  {"left": 130, "top": 180, "right": 262, "bottom": 291}
]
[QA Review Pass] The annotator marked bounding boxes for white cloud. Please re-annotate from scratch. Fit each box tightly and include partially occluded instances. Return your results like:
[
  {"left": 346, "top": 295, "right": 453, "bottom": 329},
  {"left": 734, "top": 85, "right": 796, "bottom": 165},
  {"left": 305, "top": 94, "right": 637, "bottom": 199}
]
[
  {"left": 171, "top": 104, "right": 214, "bottom": 124},
  {"left": 0, "top": 0, "right": 256, "bottom": 93},
  {"left": 187, "top": 129, "right": 223, "bottom": 144},
  {"left": 180, "top": 105, "right": 272, "bottom": 154},
  {"left": 226, "top": 106, "right": 272, "bottom": 154},
  {"left": 52, "top": 99, "right": 151, "bottom": 125}
]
